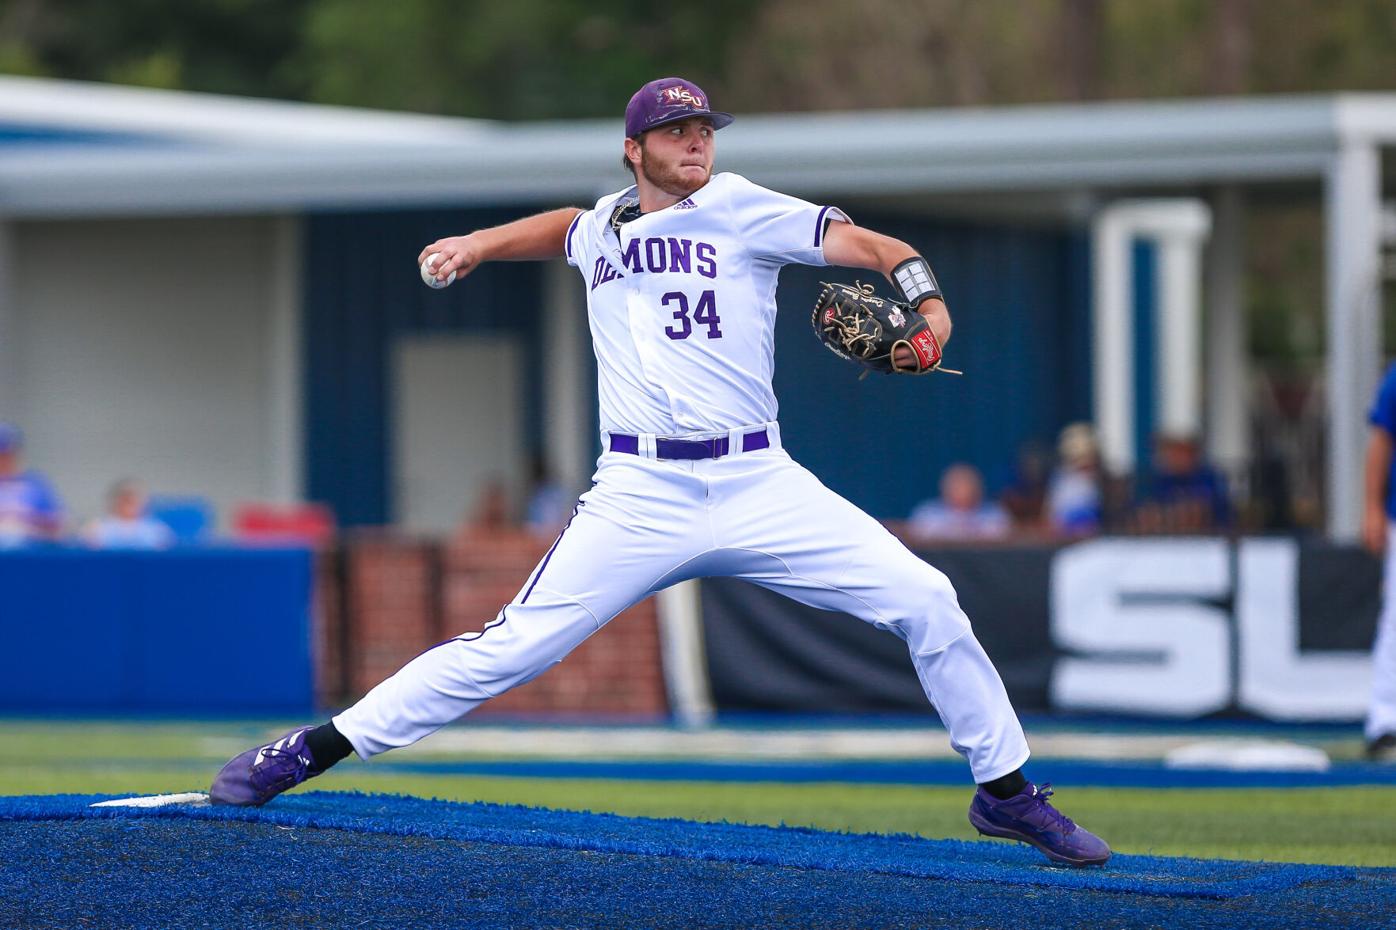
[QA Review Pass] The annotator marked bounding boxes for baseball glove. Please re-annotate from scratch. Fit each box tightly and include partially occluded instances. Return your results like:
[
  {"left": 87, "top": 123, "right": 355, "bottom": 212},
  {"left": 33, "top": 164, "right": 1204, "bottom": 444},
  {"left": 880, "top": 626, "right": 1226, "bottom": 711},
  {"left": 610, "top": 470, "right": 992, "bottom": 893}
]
[{"left": 811, "top": 281, "right": 958, "bottom": 377}]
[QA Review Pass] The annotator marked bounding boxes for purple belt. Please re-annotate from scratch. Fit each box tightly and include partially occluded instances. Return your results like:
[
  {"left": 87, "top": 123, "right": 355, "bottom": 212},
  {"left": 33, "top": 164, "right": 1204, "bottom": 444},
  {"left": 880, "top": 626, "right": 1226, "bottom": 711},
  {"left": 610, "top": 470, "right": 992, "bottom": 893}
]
[{"left": 609, "top": 428, "right": 770, "bottom": 460}]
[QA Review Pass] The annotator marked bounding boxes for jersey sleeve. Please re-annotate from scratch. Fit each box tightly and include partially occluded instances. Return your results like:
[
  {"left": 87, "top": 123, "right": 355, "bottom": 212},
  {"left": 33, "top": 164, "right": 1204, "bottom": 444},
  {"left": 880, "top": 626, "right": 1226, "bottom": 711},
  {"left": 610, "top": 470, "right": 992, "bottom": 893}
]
[
  {"left": 727, "top": 175, "right": 851, "bottom": 267},
  {"left": 563, "top": 209, "right": 588, "bottom": 268},
  {"left": 1370, "top": 364, "right": 1396, "bottom": 436}
]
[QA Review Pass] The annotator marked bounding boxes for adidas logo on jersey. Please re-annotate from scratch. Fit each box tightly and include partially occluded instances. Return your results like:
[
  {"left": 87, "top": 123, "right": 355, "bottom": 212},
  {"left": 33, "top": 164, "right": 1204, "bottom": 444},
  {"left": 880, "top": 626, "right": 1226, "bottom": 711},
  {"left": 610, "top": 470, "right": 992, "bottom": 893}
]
[{"left": 674, "top": 198, "right": 698, "bottom": 210}]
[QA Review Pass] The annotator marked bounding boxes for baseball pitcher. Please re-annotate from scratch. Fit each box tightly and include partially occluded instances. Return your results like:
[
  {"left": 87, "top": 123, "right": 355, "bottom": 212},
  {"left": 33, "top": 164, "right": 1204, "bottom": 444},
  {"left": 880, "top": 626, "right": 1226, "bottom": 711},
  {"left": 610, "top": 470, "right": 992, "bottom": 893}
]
[{"left": 211, "top": 77, "right": 1110, "bottom": 867}]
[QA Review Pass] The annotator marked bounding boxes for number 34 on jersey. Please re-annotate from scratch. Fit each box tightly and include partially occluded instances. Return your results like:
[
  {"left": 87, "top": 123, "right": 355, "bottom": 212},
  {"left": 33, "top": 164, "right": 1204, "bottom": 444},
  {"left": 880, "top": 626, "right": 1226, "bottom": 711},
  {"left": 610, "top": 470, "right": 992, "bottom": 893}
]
[{"left": 589, "top": 237, "right": 722, "bottom": 340}]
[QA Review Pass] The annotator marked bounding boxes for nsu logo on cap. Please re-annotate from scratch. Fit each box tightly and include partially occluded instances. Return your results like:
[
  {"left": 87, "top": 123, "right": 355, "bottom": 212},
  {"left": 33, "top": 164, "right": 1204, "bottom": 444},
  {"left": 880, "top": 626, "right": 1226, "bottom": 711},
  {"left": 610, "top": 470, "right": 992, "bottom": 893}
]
[{"left": 662, "top": 86, "right": 704, "bottom": 109}]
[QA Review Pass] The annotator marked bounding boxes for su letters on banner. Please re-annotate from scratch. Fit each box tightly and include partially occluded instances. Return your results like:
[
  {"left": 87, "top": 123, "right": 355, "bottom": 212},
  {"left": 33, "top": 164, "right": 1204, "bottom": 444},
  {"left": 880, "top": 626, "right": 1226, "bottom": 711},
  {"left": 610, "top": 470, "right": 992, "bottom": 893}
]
[{"left": 1049, "top": 538, "right": 1371, "bottom": 719}]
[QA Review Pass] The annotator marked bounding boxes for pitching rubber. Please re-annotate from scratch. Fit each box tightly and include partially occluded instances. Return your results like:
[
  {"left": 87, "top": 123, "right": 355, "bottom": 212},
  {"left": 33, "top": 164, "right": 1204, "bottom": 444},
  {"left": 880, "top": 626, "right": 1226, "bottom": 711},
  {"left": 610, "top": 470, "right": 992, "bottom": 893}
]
[{"left": 90, "top": 792, "right": 210, "bottom": 809}]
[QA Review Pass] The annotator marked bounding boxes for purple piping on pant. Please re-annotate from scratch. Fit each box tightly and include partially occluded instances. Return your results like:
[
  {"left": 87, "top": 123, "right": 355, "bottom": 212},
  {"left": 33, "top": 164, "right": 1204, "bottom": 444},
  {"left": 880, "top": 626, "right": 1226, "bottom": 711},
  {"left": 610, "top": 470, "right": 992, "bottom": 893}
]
[
  {"left": 520, "top": 500, "right": 583, "bottom": 605},
  {"left": 459, "top": 610, "right": 508, "bottom": 643},
  {"left": 404, "top": 604, "right": 506, "bottom": 657},
  {"left": 400, "top": 499, "right": 587, "bottom": 654},
  {"left": 406, "top": 633, "right": 467, "bottom": 660},
  {"left": 355, "top": 489, "right": 590, "bottom": 670}
]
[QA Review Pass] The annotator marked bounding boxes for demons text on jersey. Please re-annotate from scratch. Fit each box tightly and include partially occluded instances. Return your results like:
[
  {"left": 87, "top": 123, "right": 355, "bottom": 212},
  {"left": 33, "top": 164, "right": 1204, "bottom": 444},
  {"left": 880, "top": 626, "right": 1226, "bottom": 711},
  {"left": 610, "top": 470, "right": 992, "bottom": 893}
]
[{"left": 591, "top": 237, "right": 718, "bottom": 290}]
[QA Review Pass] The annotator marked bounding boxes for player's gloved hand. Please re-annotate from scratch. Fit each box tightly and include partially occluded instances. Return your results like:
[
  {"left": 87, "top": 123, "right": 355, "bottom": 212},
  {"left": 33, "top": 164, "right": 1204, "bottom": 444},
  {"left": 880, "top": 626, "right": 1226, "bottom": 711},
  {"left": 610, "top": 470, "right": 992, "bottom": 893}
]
[{"left": 812, "top": 281, "right": 959, "bottom": 378}]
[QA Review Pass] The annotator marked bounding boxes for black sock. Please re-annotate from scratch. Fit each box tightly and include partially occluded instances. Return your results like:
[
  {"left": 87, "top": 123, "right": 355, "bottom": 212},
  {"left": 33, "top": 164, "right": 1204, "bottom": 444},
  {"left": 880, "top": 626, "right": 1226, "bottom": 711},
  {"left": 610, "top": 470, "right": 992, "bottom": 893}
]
[
  {"left": 304, "top": 722, "right": 353, "bottom": 772},
  {"left": 978, "top": 769, "right": 1028, "bottom": 800}
]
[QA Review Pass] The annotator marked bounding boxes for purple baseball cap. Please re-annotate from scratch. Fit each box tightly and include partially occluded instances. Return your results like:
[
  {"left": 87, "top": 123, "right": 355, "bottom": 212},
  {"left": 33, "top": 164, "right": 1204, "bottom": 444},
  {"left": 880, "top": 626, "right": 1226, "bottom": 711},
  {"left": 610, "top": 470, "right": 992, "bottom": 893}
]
[{"left": 625, "top": 77, "right": 733, "bottom": 138}]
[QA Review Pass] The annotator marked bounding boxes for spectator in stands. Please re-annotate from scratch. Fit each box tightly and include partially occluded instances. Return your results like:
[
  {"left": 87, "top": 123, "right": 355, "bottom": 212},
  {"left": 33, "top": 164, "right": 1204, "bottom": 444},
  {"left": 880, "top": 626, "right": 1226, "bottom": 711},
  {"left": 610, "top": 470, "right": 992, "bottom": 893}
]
[
  {"left": 84, "top": 479, "right": 175, "bottom": 550},
  {"left": 1133, "top": 433, "right": 1231, "bottom": 534},
  {"left": 1046, "top": 422, "right": 1103, "bottom": 537},
  {"left": 0, "top": 422, "right": 65, "bottom": 547},
  {"left": 999, "top": 440, "right": 1051, "bottom": 533},
  {"left": 908, "top": 462, "right": 1010, "bottom": 541},
  {"left": 523, "top": 455, "right": 573, "bottom": 540},
  {"left": 1361, "top": 363, "right": 1396, "bottom": 762},
  {"left": 457, "top": 476, "right": 516, "bottom": 539}
]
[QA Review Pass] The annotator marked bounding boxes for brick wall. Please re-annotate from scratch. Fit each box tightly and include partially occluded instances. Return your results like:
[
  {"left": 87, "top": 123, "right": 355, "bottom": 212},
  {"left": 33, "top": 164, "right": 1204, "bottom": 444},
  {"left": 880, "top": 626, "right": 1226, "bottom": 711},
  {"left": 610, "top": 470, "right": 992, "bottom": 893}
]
[
  {"left": 313, "top": 548, "right": 347, "bottom": 707},
  {"left": 315, "top": 531, "right": 668, "bottom": 718},
  {"left": 343, "top": 535, "right": 439, "bottom": 694}
]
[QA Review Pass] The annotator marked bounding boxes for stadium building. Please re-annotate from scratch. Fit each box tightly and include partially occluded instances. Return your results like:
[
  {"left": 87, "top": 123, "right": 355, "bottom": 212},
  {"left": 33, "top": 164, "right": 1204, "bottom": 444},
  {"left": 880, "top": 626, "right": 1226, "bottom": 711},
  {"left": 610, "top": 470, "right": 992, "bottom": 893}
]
[{"left": 2, "top": 76, "right": 1392, "bottom": 535}]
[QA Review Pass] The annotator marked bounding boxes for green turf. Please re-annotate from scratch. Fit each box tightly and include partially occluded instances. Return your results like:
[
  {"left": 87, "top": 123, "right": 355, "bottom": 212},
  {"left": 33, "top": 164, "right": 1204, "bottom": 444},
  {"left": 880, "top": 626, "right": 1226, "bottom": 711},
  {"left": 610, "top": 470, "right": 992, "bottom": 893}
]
[{"left": 3, "top": 719, "right": 1393, "bottom": 868}]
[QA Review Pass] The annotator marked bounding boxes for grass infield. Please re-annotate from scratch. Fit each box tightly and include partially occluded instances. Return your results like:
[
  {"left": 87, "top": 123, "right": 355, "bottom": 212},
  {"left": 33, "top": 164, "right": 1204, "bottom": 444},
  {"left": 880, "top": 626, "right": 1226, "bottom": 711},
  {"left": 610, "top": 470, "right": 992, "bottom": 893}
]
[{"left": 2, "top": 718, "right": 1393, "bottom": 867}]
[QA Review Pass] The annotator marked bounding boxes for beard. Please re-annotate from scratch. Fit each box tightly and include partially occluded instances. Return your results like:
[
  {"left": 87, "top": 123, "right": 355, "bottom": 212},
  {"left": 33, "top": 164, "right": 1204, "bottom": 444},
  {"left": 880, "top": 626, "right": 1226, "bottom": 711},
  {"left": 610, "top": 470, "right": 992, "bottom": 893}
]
[{"left": 639, "top": 146, "right": 711, "bottom": 197}]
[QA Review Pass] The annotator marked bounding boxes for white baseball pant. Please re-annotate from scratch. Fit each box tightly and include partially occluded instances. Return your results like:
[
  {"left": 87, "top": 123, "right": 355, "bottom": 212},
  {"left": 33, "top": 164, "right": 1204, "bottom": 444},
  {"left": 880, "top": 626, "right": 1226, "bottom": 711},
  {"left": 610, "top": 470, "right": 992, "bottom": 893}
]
[{"left": 334, "top": 427, "right": 1031, "bottom": 783}]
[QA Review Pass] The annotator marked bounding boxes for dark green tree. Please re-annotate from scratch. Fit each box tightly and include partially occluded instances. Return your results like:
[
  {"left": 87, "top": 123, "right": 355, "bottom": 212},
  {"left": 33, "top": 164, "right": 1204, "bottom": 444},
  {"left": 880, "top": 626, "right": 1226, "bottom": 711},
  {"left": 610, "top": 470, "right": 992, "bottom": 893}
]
[
  {"left": 0, "top": 0, "right": 316, "bottom": 98},
  {"left": 286, "top": 0, "right": 760, "bottom": 119}
]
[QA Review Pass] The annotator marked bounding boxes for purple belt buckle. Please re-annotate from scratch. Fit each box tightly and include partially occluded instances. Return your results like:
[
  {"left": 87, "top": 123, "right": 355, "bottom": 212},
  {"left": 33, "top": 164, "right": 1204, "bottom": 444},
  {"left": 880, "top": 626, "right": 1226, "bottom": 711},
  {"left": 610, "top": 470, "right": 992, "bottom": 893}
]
[{"left": 610, "top": 428, "right": 769, "bottom": 460}]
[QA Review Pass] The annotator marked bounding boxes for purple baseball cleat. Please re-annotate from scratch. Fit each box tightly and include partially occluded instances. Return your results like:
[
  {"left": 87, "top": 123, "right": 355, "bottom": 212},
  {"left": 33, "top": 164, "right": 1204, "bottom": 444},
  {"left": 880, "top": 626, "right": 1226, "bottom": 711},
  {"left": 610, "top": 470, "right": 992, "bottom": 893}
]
[
  {"left": 968, "top": 782, "right": 1111, "bottom": 867},
  {"left": 209, "top": 726, "right": 324, "bottom": 807}
]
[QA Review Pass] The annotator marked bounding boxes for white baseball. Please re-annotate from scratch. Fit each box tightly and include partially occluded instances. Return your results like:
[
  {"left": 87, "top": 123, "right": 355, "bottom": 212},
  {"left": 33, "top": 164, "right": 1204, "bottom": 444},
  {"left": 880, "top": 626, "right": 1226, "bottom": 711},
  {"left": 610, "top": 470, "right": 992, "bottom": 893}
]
[{"left": 420, "top": 253, "right": 456, "bottom": 289}]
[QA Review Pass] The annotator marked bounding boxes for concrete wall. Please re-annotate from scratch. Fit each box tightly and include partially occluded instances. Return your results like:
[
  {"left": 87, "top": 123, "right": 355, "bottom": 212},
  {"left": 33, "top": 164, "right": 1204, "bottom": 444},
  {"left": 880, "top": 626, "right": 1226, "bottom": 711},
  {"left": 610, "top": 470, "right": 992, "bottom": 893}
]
[{"left": 7, "top": 215, "right": 300, "bottom": 529}]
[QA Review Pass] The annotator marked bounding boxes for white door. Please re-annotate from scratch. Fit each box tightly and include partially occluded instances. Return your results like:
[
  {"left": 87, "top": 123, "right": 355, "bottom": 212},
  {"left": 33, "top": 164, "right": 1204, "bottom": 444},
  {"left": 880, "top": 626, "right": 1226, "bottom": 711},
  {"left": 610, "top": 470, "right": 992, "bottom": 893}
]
[{"left": 392, "top": 335, "right": 524, "bottom": 535}]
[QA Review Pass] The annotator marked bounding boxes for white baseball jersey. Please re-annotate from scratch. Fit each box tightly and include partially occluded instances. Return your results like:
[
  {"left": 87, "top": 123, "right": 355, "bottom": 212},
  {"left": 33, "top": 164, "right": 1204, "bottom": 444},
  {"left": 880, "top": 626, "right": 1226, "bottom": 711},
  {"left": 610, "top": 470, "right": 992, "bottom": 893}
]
[
  {"left": 334, "top": 171, "right": 1031, "bottom": 786},
  {"left": 564, "top": 172, "right": 849, "bottom": 436}
]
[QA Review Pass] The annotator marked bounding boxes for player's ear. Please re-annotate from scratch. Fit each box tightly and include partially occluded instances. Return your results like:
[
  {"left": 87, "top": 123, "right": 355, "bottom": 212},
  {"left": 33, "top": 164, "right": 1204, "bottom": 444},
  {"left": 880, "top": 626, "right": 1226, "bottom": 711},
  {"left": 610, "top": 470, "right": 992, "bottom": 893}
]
[{"left": 623, "top": 136, "right": 642, "bottom": 174}]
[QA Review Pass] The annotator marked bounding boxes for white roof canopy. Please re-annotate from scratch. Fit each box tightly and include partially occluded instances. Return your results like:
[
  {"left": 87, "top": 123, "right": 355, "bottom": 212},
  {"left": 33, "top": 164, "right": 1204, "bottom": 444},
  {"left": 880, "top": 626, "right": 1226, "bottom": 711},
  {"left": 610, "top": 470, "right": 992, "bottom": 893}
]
[{"left": 1, "top": 75, "right": 1393, "bottom": 217}]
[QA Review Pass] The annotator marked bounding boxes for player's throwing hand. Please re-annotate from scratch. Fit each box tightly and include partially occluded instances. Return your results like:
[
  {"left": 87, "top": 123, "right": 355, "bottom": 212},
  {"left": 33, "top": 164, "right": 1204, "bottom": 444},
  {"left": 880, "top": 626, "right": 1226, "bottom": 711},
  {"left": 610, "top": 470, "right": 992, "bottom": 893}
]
[{"left": 417, "top": 235, "right": 483, "bottom": 286}]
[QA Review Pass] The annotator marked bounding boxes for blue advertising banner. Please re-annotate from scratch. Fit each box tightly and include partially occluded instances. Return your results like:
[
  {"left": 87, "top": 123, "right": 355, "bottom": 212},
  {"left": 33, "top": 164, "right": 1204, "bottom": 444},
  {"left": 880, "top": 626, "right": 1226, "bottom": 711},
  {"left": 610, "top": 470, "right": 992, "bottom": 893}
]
[{"left": 0, "top": 546, "right": 314, "bottom": 714}]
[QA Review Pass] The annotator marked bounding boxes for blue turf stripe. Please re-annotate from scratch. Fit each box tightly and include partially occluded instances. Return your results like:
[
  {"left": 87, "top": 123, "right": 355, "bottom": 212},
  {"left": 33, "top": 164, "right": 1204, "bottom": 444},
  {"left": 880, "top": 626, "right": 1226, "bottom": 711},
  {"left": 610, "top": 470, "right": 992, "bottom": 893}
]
[
  {"left": 364, "top": 757, "right": 1396, "bottom": 789},
  {"left": 21, "top": 755, "right": 1395, "bottom": 789}
]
